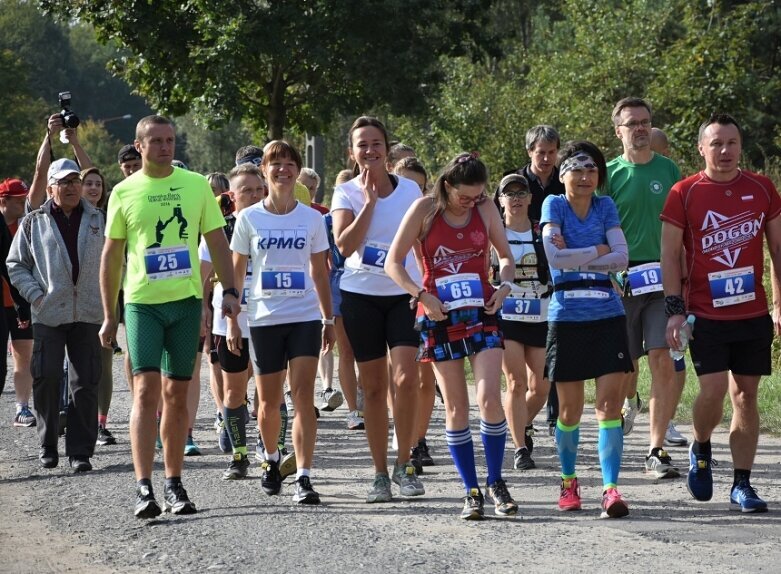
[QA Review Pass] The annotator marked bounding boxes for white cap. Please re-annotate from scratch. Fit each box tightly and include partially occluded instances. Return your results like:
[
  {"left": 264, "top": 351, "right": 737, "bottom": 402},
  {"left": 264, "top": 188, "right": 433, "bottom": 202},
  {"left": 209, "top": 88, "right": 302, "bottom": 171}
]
[{"left": 47, "top": 158, "right": 81, "bottom": 185}]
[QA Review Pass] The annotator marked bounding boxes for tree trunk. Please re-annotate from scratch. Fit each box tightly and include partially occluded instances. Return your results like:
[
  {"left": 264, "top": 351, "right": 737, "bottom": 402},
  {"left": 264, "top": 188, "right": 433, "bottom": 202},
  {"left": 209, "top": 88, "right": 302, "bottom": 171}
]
[{"left": 267, "top": 66, "right": 287, "bottom": 140}]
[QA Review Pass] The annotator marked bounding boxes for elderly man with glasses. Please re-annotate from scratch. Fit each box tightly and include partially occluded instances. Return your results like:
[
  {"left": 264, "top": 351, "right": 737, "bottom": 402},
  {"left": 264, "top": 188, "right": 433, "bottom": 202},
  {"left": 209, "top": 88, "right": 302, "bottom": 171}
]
[{"left": 7, "top": 158, "right": 106, "bottom": 472}]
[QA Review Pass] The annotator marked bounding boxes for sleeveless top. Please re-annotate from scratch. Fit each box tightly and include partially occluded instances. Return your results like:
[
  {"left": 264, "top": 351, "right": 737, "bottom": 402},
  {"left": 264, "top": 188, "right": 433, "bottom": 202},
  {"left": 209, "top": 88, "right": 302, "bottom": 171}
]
[{"left": 421, "top": 208, "right": 493, "bottom": 301}]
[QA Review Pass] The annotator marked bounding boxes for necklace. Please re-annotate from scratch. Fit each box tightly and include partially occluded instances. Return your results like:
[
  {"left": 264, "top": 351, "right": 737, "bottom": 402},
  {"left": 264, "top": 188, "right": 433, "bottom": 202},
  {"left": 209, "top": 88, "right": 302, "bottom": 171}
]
[{"left": 267, "top": 194, "right": 293, "bottom": 215}]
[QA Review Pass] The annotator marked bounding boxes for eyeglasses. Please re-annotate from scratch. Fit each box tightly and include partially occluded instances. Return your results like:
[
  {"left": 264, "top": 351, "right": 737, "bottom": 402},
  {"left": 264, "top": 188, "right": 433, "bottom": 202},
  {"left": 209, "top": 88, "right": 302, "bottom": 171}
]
[
  {"left": 54, "top": 177, "right": 82, "bottom": 187},
  {"left": 457, "top": 192, "right": 486, "bottom": 206},
  {"left": 619, "top": 119, "right": 651, "bottom": 130},
  {"left": 501, "top": 190, "right": 530, "bottom": 200}
]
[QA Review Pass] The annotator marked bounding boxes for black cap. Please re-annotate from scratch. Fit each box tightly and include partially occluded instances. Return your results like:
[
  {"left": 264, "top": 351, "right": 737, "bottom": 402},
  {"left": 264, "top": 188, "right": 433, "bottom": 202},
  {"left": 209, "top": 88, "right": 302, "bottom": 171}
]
[{"left": 118, "top": 144, "right": 141, "bottom": 164}]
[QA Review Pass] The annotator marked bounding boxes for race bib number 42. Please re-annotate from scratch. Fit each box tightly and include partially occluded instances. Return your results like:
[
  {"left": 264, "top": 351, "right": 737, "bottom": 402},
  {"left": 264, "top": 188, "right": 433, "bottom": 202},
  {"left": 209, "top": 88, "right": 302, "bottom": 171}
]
[
  {"left": 435, "top": 273, "right": 484, "bottom": 311},
  {"left": 708, "top": 266, "right": 755, "bottom": 307},
  {"left": 144, "top": 245, "right": 192, "bottom": 281}
]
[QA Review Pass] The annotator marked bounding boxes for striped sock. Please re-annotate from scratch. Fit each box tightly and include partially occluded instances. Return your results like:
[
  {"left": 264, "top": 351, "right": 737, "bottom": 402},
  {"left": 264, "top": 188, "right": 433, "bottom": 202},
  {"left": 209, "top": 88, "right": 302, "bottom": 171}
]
[
  {"left": 556, "top": 420, "right": 580, "bottom": 479},
  {"left": 446, "top": 427, "right": 479, "bottom": 494},
  {"left": 598, "top": 419, "right": 623, "bottom": 489},
  {"left": 480, "top": 419, "right": 507, "bottom": 486}
]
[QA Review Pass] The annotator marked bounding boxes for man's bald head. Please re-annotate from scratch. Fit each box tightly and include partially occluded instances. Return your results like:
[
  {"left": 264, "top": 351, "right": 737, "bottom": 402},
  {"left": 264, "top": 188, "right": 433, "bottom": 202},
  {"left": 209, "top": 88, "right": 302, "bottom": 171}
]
[{"left": 650, "top": 128, "right": 669, "bottom": 156}]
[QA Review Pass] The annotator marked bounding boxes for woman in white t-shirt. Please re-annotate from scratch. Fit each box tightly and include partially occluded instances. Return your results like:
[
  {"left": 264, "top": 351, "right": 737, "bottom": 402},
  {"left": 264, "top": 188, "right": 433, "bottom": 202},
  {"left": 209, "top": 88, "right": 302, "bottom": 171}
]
[
  {"left": 228, "top": 141, "right": 334, "bottom": 505},
  {"left": 331, "top": 116, "right": 425, "bottom": 503},
  {"left": 494, "top": 174, "right": 551, "bottom": 473}
]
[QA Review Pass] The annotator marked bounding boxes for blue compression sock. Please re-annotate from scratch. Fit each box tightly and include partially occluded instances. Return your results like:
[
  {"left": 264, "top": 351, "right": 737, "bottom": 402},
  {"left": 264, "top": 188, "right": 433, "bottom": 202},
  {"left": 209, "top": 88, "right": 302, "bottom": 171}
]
[
  {"left": 446, "top": 427, "right": 479, "bottom": 494},
  {"left": 480, "top": 419, "right": 507, "bottom": 486},
  {"left": 556, "top": 420, "right": 580, "bottom": 479},
  {"left": 598, "top": 419, "right": 623, "bottom": 489}
]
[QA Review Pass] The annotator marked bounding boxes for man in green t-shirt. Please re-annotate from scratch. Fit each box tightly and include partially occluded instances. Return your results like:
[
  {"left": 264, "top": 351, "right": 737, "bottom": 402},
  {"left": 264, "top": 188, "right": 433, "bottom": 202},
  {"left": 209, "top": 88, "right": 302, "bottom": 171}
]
[
  {"left": 99, "top": 115, "right": 240, "bottom": 518},
  {"left": 604, "top": 97, "right": 684, "bottom": 481}
]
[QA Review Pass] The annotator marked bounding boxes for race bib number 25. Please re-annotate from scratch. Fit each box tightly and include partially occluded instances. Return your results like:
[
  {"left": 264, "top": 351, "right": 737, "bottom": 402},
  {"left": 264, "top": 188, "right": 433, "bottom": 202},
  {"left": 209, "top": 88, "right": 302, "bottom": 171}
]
[{"left": 144, "top": 245, "right": 192, "bottom": 281}]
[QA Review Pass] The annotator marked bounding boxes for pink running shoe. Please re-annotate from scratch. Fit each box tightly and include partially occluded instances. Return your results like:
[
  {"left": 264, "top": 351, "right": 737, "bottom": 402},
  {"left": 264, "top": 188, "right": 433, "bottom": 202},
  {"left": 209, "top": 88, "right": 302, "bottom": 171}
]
[
  {"left": 601, "top": 487, "right": 629, "bottom": 518},
  {"left": 558, "top": 478, "right": 582, "bottom": 511}
]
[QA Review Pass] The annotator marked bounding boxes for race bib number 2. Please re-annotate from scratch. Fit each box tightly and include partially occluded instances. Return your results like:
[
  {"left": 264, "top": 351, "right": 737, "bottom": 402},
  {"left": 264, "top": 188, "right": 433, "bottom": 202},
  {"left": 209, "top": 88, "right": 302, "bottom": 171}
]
[
  {"left": 144, "top": 245, "right": 192, "bottom": 281},
  {"left": 709, "top": 266, "right": 755, "bottom": 307},
  {"left": 435, "top": 273, "right": 484, "bottom": 311}
]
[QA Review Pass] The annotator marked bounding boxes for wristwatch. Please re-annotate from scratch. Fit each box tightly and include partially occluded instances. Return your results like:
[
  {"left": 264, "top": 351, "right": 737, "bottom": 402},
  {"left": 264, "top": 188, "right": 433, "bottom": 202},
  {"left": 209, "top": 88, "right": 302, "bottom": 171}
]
[{"left": 223, "top": 287, "right": 240, "bottom": 299}]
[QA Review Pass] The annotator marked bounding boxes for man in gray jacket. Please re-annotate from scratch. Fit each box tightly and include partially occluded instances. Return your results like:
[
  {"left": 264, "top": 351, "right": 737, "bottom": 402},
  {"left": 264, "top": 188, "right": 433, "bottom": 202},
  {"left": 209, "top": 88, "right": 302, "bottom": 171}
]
[{"left": 7, "top": 158, "right": 105, "bottom": 472}]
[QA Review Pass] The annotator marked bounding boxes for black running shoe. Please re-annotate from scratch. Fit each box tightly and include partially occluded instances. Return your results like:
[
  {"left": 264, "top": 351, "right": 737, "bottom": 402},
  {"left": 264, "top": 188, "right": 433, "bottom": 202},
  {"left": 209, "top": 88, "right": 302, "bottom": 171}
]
[
  {"left": 408, "top": 449, "right": 424, "bottom": 475},
  {"left": 97, "top": 426, "right": 117, "bottom": 446},
  {"left": 417, "top": 438, "right": 434, "bottom": 466},
  {"left": 221, "top": 453, "right": 250, "bottom": 480},
  {"left": 163, "top": 482, "right": 197, "bottom": 515},
  {"left": 460, "top": 488, "right": 485, "bottom": 520},
  {"left": 135, "top": 485, "right": 162, "bottom": 519},
  {"left": 261, "top": 458, "right": 283, "bottom": 495},
  {"left": 292, "top": 476, "right": 321, "bottom": 505},
  {"left": 514, "top": 448, "right": 536, "bottom": 470},
  {"left": 487, "top": 478, "right": 518, "bottom": 517}
]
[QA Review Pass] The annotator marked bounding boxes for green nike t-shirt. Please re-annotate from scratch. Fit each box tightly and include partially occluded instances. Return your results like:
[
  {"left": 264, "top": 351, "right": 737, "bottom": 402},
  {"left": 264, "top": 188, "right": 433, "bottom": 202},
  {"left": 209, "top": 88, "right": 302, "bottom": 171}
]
[
  {"left": 604, "top": 153, "right": 682, "bottom": 262},
  {"left": 107, "top": 167, "right": 226, "bottom": 304}
]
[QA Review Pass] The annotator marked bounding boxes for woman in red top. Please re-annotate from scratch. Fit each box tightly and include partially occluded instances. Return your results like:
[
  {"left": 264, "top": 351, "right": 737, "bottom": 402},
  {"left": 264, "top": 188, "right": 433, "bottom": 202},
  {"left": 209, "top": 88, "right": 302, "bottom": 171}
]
[{"left": 386, "top": 152, "right": 517, "bottom": 520}]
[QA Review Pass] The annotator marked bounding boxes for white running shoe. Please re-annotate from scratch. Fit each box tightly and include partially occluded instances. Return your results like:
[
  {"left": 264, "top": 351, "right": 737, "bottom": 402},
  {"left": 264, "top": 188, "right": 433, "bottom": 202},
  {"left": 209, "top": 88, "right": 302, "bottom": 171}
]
[
  {"left": 621, "top": 394, "right": 642, "bottom": 436},
  {"left": 320, "top": 388, "right": 344, "bottom": 412},
  {"left": 664, "top": 421, "right": 688, "bottom": 446},
  {"left": 284, "top": 390, "right": 295, "bottom": 418},
  {"left": 346, "top": 410, "right": 365, "bottom": 430}
]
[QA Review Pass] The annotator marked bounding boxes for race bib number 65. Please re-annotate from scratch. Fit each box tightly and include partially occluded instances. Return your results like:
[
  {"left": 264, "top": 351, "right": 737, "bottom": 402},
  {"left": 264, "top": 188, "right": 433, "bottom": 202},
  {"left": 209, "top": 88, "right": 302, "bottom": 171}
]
[{"left": 435, "top": 273, "right": 484, "bottom": 311}]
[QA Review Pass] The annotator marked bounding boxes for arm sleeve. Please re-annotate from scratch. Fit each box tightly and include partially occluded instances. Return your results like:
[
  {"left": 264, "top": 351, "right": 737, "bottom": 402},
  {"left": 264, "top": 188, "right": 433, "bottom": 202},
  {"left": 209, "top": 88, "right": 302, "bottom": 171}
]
[
  {"left": 542, "top": 224, "right": 600, "bottom": 269},
  {"left": 581, "top": 227, "right": 629, "bottom": 272}
]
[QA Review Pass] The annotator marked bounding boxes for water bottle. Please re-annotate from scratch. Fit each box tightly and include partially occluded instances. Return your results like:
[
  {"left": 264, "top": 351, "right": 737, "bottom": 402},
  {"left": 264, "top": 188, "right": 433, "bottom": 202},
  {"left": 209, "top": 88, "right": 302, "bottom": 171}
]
[{"left": 669, "top": 314, "right": 696, "bottom": 360}]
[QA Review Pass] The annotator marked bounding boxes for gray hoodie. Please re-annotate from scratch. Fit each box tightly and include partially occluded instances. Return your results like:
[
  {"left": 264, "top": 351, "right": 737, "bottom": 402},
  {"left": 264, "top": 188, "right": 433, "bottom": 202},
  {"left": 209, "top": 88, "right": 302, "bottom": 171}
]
[{"left": 7, "top": 198, "right": 105, "bottom": 327}]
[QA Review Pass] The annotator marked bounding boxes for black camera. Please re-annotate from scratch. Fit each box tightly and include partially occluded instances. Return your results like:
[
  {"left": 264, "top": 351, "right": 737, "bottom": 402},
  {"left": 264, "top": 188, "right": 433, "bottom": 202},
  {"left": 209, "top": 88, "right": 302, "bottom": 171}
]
[{"left": 58, "top": 91, "right": 80, "bottom": 129}]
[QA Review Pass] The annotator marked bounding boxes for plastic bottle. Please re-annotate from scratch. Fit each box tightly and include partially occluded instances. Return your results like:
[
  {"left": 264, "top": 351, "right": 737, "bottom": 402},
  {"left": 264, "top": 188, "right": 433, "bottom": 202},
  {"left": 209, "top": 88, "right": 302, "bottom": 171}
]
[{"left": 669, "top": 314, "right": 696, "bottom": 360}]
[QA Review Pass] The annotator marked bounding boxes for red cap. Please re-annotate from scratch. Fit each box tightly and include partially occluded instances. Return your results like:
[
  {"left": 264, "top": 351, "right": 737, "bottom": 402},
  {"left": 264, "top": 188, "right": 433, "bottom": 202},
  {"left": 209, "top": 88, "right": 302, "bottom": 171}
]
[{"left": 0, "top": 178, "right": 28, "bottom": 197}]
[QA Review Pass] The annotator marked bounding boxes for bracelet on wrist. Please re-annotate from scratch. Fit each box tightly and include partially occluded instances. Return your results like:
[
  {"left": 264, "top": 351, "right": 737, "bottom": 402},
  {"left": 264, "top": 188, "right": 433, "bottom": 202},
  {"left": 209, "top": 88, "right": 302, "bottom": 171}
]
[
  {"left": 664, "top": 295, "right": 686, "bottom": 318},
  {"left": 322, "top": 317, "right": 335, "bottom": 326}
]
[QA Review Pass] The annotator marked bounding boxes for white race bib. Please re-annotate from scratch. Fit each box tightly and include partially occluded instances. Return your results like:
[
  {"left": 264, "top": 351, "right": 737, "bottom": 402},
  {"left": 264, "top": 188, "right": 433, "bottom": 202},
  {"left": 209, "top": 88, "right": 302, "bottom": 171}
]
[
  {"left": 435, "top": 273, "right": 484, "bottom": 311},
  {"left": 144, "top": 245, "right": 192, "bottom": 281}
]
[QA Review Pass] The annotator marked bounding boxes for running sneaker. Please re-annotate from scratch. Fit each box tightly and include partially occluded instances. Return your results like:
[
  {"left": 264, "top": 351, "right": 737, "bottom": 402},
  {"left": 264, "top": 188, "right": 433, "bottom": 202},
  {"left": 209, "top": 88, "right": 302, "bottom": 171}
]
[
  {"left": 366, "top": 473, "right": 393, "bottom": 503},
  {"left": 486, "top": 479, "right": 518, "bottom": 517},
  {"left": 460, "top": 488, "right": 485, "bottom": 520},
  {"left": 392, "top": 461, "right": 425, "bottom": 496},
  {"left": 279, "top": 450, "right": 297, "bottom": 480},
  {"left": 514, "top": 448, "right": 536, "bottom": 470},
  {"left": 524, "top": 424, "right": 535, "bottom": 454},
  {"left": 415, "top": 438, "right": 434, "bottom": 466},
  {"left": 284, "top": 391, "right": 295, "bottom": 418},
  {"left": 558, "top": 478, "right": 582, "bottom": 511},
  {"left": 261, "top": 458, "right": 283, "bottom": 495},
  {"left": 184, "top": 435, "right": 201, "bottom": 456},
  {"left": 687, "top": 443, "right": 715, "bottom": 501},
  {"left": 621, "top": 393, "right": 642, "bottom": 436},
  {"left": 729, "top": 480, "right": 768, "bottom": 513},
  {"left": 645, "top": 448, "right": 681, "bottom": 479},
  {"left": 255, "top": 435, "right": 265, "bottom": 462},
  {"left": 222, "top": 453, "right": 250, "bottom": 480},
  {"left": 218, "top": 421, "right": 231, "bottom": 453},
  {"left": 134, "top": 484, "right": 162, "bottom": 519},
  {"left": 346, "top": 410, "right": 365, "bottom": 430},
  {"left": 163, "top": 482, "right": 197, "bottom": 515},
  {"left": 13, "top": 406, "right": 36, "bottom": 427},
  {"left": 292, "top": 476, "right": 321, "bottom": 505},
  {"left": 320, "top": 388, "right": 344, "bottom": 412},
  {"left": 213, "top": 412, "right": 223, "bottom": 433},
  {"left": 664, "top": 421, "right": 688, "bottom": 447},
  {"left": 96, "top": 426, "right": 117, "bottom": 446},
  {"left": 601, "top": 488, "right": 629, "bottom": 518}
]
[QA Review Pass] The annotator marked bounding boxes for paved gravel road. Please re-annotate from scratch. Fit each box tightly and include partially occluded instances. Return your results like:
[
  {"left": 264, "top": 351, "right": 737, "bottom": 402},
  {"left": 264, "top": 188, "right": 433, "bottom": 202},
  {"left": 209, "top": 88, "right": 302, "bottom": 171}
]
[{"left": 1, "top": 347, "right": 780, "bottom": 574}]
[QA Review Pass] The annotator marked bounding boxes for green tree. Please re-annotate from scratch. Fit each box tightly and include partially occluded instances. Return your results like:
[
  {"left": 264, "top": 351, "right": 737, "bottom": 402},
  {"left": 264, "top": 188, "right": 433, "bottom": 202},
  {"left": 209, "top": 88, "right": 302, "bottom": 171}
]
[
  {"left": 175, "top": 115, "right": 255, "bottom": 175},
  {"left": 40, "top": 0, "right": 504, "bottom": 139}
]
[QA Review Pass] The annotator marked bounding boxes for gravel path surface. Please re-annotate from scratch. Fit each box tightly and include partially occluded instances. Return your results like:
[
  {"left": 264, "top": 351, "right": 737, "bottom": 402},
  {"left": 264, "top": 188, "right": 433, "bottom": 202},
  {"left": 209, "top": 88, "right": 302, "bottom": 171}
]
[{"left": 1, "top": 347, "right": 780, "bottom": 573}]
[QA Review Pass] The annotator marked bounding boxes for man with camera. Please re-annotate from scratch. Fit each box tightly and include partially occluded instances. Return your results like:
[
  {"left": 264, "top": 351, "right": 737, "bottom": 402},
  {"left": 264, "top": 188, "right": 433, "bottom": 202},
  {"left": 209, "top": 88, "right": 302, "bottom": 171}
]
[{"left": 8, "top": 158, "right": 106, "bottom": 472}]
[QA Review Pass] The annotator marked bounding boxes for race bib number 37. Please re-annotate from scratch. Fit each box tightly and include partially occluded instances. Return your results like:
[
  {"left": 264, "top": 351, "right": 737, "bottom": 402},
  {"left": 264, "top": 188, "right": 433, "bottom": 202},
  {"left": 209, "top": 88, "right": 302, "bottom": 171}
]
[
  {"left": 435, "top": 273, "right": 484, "bottom": 311},
  {"left": 501, "top": 296, "right": 546, "bottom": 322},
  {"left": 708, "top": 266, "right": 755, "bottom": 307},
  {"left": 144, "top": 245, "right": 192, "bottom": 281}
]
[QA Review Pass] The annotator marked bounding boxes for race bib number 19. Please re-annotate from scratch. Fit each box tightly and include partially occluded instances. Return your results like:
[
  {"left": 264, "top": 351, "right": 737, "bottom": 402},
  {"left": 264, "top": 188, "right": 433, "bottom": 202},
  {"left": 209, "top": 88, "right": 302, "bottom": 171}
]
[
  {"left": 144, "top": 245, "right": 192, "bottom": 281},
  {"left": 708, "top": 266, "right": 755, "bottom": 307},
  {"left": 628, "top": 262, "right": 663, "bottom": 295},
  {"left": 435, "top": 273, "right": 484, "bottom": 311}
]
